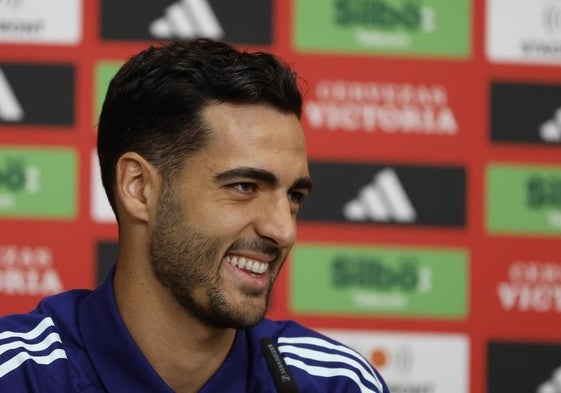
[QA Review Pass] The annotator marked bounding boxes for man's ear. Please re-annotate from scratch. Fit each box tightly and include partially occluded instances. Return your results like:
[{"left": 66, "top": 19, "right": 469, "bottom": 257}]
[{"left": 115, "top": 152, "right": 160, "bottom": 223}]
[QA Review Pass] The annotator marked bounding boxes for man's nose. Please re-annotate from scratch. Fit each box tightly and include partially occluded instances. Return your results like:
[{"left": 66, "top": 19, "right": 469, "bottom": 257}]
[{"left": 254, "top": 193, "right": 297, "bottom": 248}]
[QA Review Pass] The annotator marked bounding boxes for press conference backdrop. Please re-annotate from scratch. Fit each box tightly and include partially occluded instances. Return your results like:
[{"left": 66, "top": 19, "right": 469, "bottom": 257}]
[{"left": 1, "top": 1, "right": 560, "bottom": 392}]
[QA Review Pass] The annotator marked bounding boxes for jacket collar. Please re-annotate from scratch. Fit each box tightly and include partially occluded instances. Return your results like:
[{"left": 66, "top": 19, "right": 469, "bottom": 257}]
[{"left": 78, "top": 266, "right": 249, "bottom": 392}]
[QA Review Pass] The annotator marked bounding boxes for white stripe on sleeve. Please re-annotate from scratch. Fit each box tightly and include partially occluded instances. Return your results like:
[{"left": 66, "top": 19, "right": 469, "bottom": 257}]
[
  {"left": 284, "top": 357, "right": 378, "bottom": 393},
  {"left": 0, "top": 317, "right": 55, "bottom": 341},
  {"left": 0, "top": 349, "right": 67, "bottom": 378},
  {"left": 0, "top": 332, "right": 63, "bottom": 357},
  {"left": 277, "top": 336, "right": 381, "bottom": 385},
  {"left": 278, "top": 344, "right": 382, "bottom": 392}
]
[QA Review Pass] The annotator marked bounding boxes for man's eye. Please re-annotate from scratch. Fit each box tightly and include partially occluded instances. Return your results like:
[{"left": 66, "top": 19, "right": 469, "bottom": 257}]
[
  {"left": 288, "top": 190, "right": 307, "bottom": 204},
  {"left": 231, "top": 183, "right": 256, "bottom": 194}
]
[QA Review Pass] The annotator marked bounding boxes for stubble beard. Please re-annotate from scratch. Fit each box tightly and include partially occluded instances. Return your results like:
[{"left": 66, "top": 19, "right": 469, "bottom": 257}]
[{"left": 148, "top": 183, "right": 275, "bottom": 329}]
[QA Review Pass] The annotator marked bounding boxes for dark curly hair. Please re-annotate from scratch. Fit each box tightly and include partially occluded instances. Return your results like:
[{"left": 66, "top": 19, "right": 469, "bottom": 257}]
[{"left": 97, "top": 39, "right": 303, "bottom": 216}]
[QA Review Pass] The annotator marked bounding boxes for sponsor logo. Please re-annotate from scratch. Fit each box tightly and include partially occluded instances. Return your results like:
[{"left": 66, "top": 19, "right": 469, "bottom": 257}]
[
  {"left": 298, "top": 162, "right": 466, "bottom": 227},
  {"left": 294, "top": 0, "right": 470, "bottom": 57},
  {"left": 96, "top": 242, "right": 117, "bottom": 285},
  {"left": 291, "top": 243, "right": 468, "bottom": 318},
  {"left": 0, "top": 244, "right": 63, "bottom": 296},
  {"left": 538, "top": 366, "right": 561, "bottom": 393},
  {"left": 487, "top": 0, "right": 561, "bottom": 65},
  {"left": 487, "top": 163, "right": 561, "bottom": 235},
  {"left": 0, "top": 0, "right": 82, "bottom": 45},
  {"left": 305, "top": 80, "right": 458, "bottom": 135},
  {"left": 101, "top": 0, "right": 271, "bottom": 44},
  {"left": 0, "top": 148, "right": 76, "bottom": 219},
  {"left": 491, "top": 82, "right": 561, "bottom": 144},
  {"left": 0, "top": 68, "right": 23, "bottom": 122},
  {"left": 498, "top": 260, "right": 561, "bottom": 313},
  {"left": 150, "top": 0, "right": 223, "bottom": 40},
  {"left": 0, "top": 64, "right": 74, "bottom": 127},
  {"left": 94, "top": 62, "right": 121, "bottom": 125},
  {"left": 323, "top": 330, "right": 469, "bottom": 393},
  {"left": 343, "top": 168, "right": 416, "bottom": 222},
  {"left": 541, "top": 107, "right": 561, "bottom": 142},
  {"left": 91, "top": 151, "right": 116, "bottom": 223},
  {"left": 488, "top": 341, "right": 561, "bottom": 392}
]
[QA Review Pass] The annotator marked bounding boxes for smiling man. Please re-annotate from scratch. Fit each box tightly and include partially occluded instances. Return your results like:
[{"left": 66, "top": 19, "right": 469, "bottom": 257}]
[{"left": 0, "top": 39, "right": 389, "bottom": 393}]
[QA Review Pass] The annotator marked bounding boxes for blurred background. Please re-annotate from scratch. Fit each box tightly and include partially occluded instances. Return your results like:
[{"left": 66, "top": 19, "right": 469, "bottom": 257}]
[{"left": 1, "top": 0, "right": 561, "bottom": 392}]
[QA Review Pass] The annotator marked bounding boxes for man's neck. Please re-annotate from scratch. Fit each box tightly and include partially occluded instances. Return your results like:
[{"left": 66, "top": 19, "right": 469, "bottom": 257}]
[{"left": 113, "top": 259, "right": 236, "bottom": 393}]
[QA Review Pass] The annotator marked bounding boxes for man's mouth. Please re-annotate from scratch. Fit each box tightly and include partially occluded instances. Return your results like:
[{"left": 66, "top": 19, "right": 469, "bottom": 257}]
[{"left": 224, "top": 255, "right": 268, "bottom": 275}]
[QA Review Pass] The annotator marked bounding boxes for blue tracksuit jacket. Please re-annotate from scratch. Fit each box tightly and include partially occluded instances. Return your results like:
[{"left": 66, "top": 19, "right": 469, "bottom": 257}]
[{"left": 0, "top": 268, "right": 390, "bottom": 392}]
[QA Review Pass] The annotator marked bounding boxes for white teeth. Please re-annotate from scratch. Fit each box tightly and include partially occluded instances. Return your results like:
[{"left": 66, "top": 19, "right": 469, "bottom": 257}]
[{"left": 225, "top": 255, "right": 268, "bottom": 275}]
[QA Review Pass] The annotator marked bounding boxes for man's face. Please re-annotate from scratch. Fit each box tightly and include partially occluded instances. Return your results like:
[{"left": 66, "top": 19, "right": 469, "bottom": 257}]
[{"left": 149, "top": 103, "right": 311, "bottom": 329}]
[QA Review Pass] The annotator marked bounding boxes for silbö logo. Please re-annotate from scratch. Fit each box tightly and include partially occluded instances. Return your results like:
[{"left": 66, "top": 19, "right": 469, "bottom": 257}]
[
  {"left": 332, "top": 255, "right": 432, "bottom": 309},
  {"left": 334, "top": 0, "right": 436, "bottom": 47},
  {"left": 335, "top": 0, "right": 435, "bottom": 31},
  {"left": 291, "top": 244, "right": 468, "bottom": 318},
  {"left": 332, "top": 256, "right": 431, "bottom": 292},
  {"left": 0, "top": 156, "right": 39, "bottom": 209},
  {"left": 487, "top": 164, "right": 561, "bottom": 235}
]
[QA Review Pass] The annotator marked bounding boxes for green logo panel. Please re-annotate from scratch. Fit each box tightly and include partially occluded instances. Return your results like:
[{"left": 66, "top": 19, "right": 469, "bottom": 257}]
[
  {"left": 0, "top": 148, "right": 77, "bottom": 219},
  {"left": 294, "top": 0, "right": 470, "bottom": 58},
  {"left": 95, "top": 62, "right": 122, "bottom": 125},
  {"left": 290, "top": 244, "right": 468, "bottom": 318},
  {"left": 487, "top": 164, "right": 561, "bottom": 236}
]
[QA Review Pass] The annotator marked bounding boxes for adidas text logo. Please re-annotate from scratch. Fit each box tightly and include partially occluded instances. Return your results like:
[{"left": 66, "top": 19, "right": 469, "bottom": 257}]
[
  {"left": 343, "top": 168, "right": 416, "bottom": 222},
  {"left": 149, "top": 0, "right": 224, "bottom": 39},
  {"left": 540, "top": 107, "right": 561, "bottom": 142},
  {"left": 0, "top": 68, "right": 23, "bottom": 122}
]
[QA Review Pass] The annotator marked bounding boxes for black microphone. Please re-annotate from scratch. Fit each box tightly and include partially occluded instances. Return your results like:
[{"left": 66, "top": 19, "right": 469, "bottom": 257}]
[{"left": 260, "top": 337, "right": 300, "bottom": 393}]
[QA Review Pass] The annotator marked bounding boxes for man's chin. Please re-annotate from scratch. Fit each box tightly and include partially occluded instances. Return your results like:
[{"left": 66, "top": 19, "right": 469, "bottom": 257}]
[
  {"left": 202, "top": 309, "right": 267, "bottom": 329},
  {"left": 226, "top": 298, "right": 269, "bottom": 327},
  {"left": 191, "top": 292, "right": 270, "bottom": 329}
]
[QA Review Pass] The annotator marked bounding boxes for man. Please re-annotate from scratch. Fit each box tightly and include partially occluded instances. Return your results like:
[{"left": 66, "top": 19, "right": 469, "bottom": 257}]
[{"left": 0, "top": 39, "right": 390, "bottom": 392}]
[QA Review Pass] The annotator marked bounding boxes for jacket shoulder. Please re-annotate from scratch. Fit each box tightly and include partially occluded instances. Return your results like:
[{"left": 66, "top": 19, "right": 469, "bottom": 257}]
[
  {"left": 255, "top": 319, "right": 390, "bottom": 393},
  {"left": 0, "top": 290, "right": 90, "bottom": 392}
]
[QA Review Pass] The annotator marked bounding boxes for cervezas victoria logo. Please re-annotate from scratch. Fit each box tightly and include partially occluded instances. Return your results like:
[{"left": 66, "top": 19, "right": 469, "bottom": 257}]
[
  {"left": 498, "top": 260, "right": 561, "bottom": 313},
  {"left": 305, "top": 80, "right": 458, "bottom": 136},
  {"left": 0, "top": 245, "right": 63, "bottom": 296}
]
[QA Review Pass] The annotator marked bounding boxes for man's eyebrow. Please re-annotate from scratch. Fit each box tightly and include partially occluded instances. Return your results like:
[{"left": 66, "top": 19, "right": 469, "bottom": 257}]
[
  {"left": 291, "top": 177, "right": 313, "bottom": 193},
  {"left": 214, "top": 167, "right": 279, "bottom": 186},
  {"left": 214, "top": 167, "right": 313, "bottom": 192}
]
